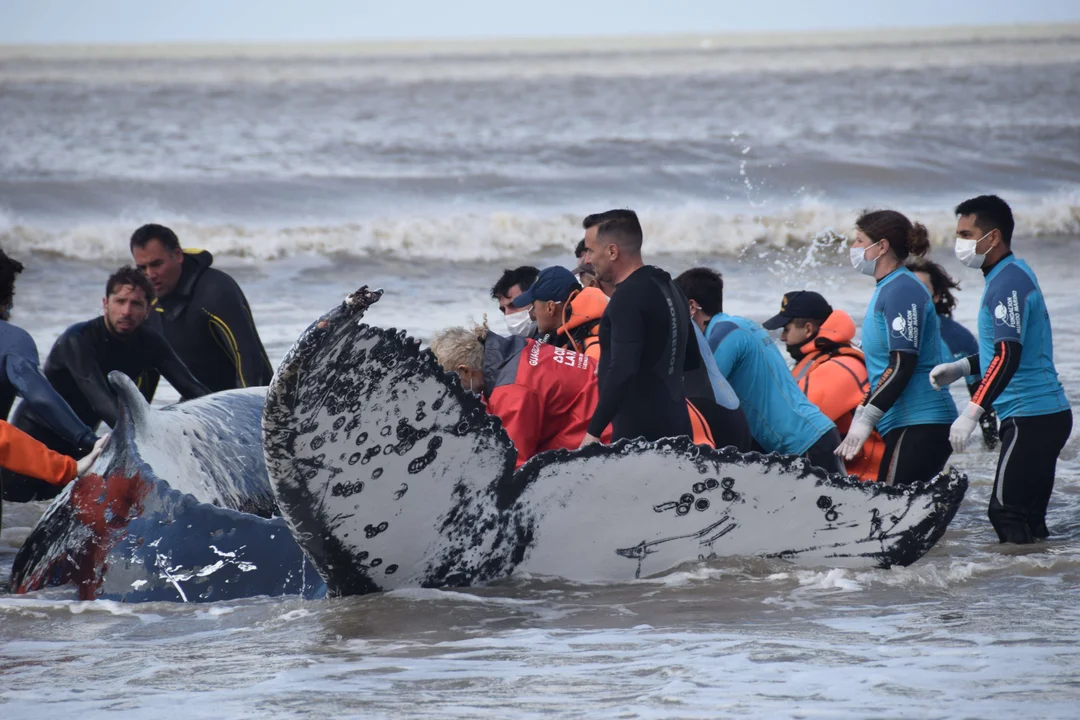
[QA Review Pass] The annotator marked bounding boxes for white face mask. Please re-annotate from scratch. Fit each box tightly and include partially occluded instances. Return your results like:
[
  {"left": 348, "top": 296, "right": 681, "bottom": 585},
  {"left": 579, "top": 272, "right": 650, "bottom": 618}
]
[
  {"left": 850, "top": 241, "right": 882, "bottom": 277},
  {"left": 504, "top": 310, "right": 536, "bottom": 338},
  {"left": 955, "top": 230, "right": 992, "bottom": 269}
]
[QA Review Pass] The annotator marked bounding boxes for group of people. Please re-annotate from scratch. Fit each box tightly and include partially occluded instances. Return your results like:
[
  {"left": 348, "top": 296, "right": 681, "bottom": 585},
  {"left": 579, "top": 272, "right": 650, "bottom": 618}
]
[
  {"left": 0, "top": 224, "right": 272, "bottom": 520},
  {"left": 0, "top": 196, "right": 1070, "bottom": 547},
  {"left": 434, "top": 195, "right": 1071, "bottom": 545}
]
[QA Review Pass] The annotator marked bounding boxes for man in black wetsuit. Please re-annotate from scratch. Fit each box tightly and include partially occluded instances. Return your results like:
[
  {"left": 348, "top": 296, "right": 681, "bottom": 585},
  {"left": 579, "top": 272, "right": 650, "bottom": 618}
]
[
  {"left": 579, "top": 209, "right": 696, "bottom": 445},
  {"left": 8, "top": 267, "right": 210, "bottom": 501},
  {"left": 0, "top": 249, "right": 100, "bottom": 502},
  {"left": 131, "top": 224, "right": 273, "bottom": 392}
]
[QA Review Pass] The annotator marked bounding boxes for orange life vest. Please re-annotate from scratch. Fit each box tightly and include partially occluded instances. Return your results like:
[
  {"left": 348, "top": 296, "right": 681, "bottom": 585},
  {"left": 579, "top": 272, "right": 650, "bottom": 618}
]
[
  {"left": 558, "top": 287, "right": 607, "bottom": 363},
  {"left": 791, "top": 311, "right": 885, "bottom": 481}
]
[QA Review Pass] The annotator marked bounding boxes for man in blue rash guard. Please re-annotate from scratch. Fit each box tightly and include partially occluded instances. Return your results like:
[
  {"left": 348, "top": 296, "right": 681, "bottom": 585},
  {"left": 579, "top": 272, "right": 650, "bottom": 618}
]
[
  {"left": 674, "top": 267, "right": 843, "bottom": 474},
  {"left": 837, "top": 210, "right": 958, "bottom": 485},
  {"left": 0, "top": 249, "right": 99, "bottom": 501},
  {"left": 908, "top": 257, "right": 999, "bottom": 449},
  {"left": 931, "top": 195, "right": 1072, "bottom": 544}
]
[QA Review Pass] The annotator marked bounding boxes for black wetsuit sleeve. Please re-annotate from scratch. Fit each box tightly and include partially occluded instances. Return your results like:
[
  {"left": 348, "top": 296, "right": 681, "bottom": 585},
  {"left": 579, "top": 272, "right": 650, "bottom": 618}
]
[
  {"left": 6, "top": 355, "right": 97, "bottom": 450},
  {"left": 145, "top": 329, "right": 211, "bottom": 400},
  {"left": 203, "top": 278, "right": 273, "bottom": 388},
  {"left": 971, "top": 341, "right": 1022, "bottom": 412},
  {"left": 587, "top": 298, "right": 646, "bottom": 437},
  {"left": 865, "top": 350, "right": 917, "bottom": 415},
  {"left": 51, "top": 331, "right": 123, "bottom": 428}
]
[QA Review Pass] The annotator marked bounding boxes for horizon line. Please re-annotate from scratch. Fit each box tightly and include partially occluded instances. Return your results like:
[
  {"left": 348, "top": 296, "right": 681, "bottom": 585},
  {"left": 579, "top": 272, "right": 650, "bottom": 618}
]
[{"left": 2, "top": 21, "right": 1079, "bottom": 57}]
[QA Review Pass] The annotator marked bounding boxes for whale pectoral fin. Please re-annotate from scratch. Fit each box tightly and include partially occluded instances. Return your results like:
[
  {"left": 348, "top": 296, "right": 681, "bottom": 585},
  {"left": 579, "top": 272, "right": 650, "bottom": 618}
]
[{"left": 263, "top": 292, "right": 517, "bottom": 597}]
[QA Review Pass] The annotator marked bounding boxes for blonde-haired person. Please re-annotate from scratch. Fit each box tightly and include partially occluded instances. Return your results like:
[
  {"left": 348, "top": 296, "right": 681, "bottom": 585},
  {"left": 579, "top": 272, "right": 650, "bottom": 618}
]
[
  {"left": 835, "top": 210, "right": 958, "bottom": 485},
  {"left": 430, "top": 321, "right": 610, "bottom": 469}
]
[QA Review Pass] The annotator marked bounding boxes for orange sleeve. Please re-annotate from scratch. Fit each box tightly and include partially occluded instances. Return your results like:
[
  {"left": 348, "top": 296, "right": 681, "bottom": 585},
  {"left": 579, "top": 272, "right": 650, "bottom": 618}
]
[{"left": 0, "top": 420, "right": 78, "bottom": 486}]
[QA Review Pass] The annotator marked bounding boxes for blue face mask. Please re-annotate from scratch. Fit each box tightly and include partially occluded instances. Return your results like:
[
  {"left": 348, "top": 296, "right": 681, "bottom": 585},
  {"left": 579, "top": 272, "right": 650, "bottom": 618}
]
[{"left": 850, "top": 241, "right": 882, "bottom": 276}]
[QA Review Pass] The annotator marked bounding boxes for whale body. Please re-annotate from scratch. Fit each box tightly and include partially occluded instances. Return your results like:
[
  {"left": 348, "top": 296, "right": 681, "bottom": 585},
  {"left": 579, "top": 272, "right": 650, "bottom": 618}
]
[{"left": 10, "top": 373, "right": 324, "bottom": 602}]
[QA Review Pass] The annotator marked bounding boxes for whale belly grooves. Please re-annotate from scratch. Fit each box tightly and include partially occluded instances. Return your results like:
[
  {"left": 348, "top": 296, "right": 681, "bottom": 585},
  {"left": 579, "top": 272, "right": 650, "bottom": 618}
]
[{"left": 262, "top": 286, "right": 969, "bottom": 598}]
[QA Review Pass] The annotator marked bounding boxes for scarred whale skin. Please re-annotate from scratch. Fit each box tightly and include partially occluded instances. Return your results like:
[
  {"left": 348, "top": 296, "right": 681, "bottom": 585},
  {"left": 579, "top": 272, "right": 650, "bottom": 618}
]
[
  {"left": 10, "top": 373, "right": 325, "bottom": 602},
  {"left": 262, "top": 287, "right": 968, "bottom": 598}
]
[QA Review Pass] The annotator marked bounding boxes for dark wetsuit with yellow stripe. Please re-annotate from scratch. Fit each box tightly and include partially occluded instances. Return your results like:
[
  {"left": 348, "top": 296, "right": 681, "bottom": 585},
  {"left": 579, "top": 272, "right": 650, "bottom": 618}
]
[{"left": 152, "top": 250, "right": 273, "bottom": 394}]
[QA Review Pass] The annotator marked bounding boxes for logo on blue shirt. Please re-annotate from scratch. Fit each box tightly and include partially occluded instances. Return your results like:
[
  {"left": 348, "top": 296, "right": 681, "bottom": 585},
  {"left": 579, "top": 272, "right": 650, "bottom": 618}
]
[
  {"left": 994, "top": 292, "right": 1021, "bottom": 331},
  {"left": 890, "top": 304, "right": 919, "bottom": 345}
]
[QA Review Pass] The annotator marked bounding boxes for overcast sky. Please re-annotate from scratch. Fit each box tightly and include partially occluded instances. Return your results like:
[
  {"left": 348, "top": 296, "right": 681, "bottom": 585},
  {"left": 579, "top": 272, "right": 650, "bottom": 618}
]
[{"left": 4, "top": 0, "right": 1080, "bottom": 44}]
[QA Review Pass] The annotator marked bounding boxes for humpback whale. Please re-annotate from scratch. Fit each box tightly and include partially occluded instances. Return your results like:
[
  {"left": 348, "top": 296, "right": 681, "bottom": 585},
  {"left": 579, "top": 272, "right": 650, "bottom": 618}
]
[
  {"left": 262, "top": 288, "right": 968, "bottom": 598},
  {"left": 10, "top": 373, "right": 324, "bottom": 602},
  {"left": 11, "top": 288, "right": 968, "bottom": 603}
]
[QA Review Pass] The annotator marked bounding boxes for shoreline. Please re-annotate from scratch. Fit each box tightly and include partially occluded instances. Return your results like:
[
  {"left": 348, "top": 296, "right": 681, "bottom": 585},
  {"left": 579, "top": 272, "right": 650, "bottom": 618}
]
[{"left": 1, "top": 22, "right": 1078, "bottom": 60}]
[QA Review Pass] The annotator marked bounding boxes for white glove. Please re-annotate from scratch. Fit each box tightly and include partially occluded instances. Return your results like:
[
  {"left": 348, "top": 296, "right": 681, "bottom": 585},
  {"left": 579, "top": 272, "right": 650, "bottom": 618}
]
[
  {"left": 949, "top": 403, "right": 984, "bottom": 453},
  {"left": 930, "top": 358, "right": 971, "bottom": 391},
  {"left": 75, "top": 434, "right": 109, "bottom": 477},
  {"left": 836, "top": 404, "right": 884, "bottom": 461}
]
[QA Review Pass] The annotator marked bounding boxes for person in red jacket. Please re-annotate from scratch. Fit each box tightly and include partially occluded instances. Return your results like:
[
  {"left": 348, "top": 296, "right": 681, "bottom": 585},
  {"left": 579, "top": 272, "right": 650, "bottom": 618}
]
[
  {"left": 764, "top": 291, "right": 885, "bottom": 481},
  {"left": 430, "top": 323, "right": 611, "bottom": 469}
]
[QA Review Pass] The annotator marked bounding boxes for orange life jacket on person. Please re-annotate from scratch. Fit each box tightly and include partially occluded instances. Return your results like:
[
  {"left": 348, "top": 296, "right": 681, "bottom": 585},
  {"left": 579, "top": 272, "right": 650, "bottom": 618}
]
[
  {"left": 686, "top": 400, "right": 715, "bottom": 448},
  {"left": 557, "top": 287, "right": 607, "bottom": 363},
  {"left": 791, "top": 310, "right": 885, "bottom": 481}
]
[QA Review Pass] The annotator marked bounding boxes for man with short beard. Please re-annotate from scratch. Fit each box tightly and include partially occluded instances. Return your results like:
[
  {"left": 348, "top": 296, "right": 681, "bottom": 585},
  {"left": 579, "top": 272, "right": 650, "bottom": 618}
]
[
  {"left": 7, "top": 266, "right": 209, "bottom": 501},
  {"left": 765, "top": 290, "right": 883, "bottom": 481},
  {"left": 579, "top": 209, "right": 697, "bottom": 446}
]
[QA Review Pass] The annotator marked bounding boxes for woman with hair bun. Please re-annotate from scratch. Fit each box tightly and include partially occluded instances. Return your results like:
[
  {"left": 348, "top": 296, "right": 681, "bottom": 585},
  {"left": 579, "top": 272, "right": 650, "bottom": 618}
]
[
  {"left": 907, "top": 257, "right": 999, "bottom": 450},
  {"left": 835, "top": 210, "right": 958, "bottom": 485}
]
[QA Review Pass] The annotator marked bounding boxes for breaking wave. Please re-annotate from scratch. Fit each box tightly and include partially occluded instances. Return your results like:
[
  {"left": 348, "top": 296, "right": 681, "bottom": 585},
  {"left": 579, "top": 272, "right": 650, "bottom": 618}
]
[{"left": 3, "top": 196, "right": 1078, "bottom": 263}]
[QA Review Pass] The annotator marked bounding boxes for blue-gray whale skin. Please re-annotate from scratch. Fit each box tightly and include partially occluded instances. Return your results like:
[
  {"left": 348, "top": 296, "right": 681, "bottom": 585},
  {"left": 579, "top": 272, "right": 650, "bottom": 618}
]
[
  {"left": 10, "top": 372, "right": 325, "bottom": 602},
  {"left": 262, "top": 287, "right": 968, "bottom": 598}
]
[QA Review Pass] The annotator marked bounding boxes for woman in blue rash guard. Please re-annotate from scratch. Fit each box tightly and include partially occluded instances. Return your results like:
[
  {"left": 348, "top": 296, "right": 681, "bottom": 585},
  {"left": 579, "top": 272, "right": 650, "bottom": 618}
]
[
  {"left": 907, "top": 257, "right": 999, "bottom": 450},
  {"left": 835, "top": 210, "right": 958, "bottom": 485}
]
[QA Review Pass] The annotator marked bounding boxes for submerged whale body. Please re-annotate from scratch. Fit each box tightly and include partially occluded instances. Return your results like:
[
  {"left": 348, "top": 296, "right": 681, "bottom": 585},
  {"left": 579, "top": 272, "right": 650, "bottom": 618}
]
[
  {"left": 11, "top": 373, "right": 324, "bottom": 602},
  {"left": 263, "top": 287, "right": 968, "bottom": 598}
]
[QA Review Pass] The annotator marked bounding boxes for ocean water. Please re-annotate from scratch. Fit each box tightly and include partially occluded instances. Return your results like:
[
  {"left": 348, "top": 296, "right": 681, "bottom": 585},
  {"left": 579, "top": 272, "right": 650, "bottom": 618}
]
[{"left": 2, "top": 26, "right": 1080, "bottom": 718}]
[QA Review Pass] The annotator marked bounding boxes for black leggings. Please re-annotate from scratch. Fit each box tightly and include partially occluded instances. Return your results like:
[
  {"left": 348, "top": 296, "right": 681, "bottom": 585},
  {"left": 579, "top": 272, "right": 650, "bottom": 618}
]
[
  {"left": 990, "top": 410, "right": 1073, "bottom": 544},
  {"left": 878, "top": 424, "right": 952, "bottom": 486}
]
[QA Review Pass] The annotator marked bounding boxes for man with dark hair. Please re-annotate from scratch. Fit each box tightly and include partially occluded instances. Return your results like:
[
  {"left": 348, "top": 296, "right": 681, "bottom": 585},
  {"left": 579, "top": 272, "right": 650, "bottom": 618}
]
[
  {"left": 580, "top": 209, "right": 698, "bottom": 445},
  {"left": 764, "top": 290, "right": 884, "bottom": 480},
  {"left": 931, "top": 195, "right": 1071, "bottom": 544},
  {"left": 676, "top": 269, "right": 843, "bottom": 474},
  {"left": 6, "top": 266, "right": 210, "bottom": 501},
  {"left": 511, "top": 265, "right": 607, "bottom": 362},
  {"left": 131, "top": 223, "right": 272, "bottom": 392},
  {"left": 0, "top": 249, "right": 98, "bottom": 459},
  {"left": 490, "top": 266, "right": 539, "bottom": 338}
]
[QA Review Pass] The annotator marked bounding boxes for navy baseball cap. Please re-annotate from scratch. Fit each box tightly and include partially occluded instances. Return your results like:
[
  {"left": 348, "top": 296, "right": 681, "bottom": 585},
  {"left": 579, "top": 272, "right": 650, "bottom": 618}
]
[
  {"left": 511, "top": 266, "right": 580, "bottom": 307},
  {"left": 762, "top": 291, "right": 833, "bottom": 330}
]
